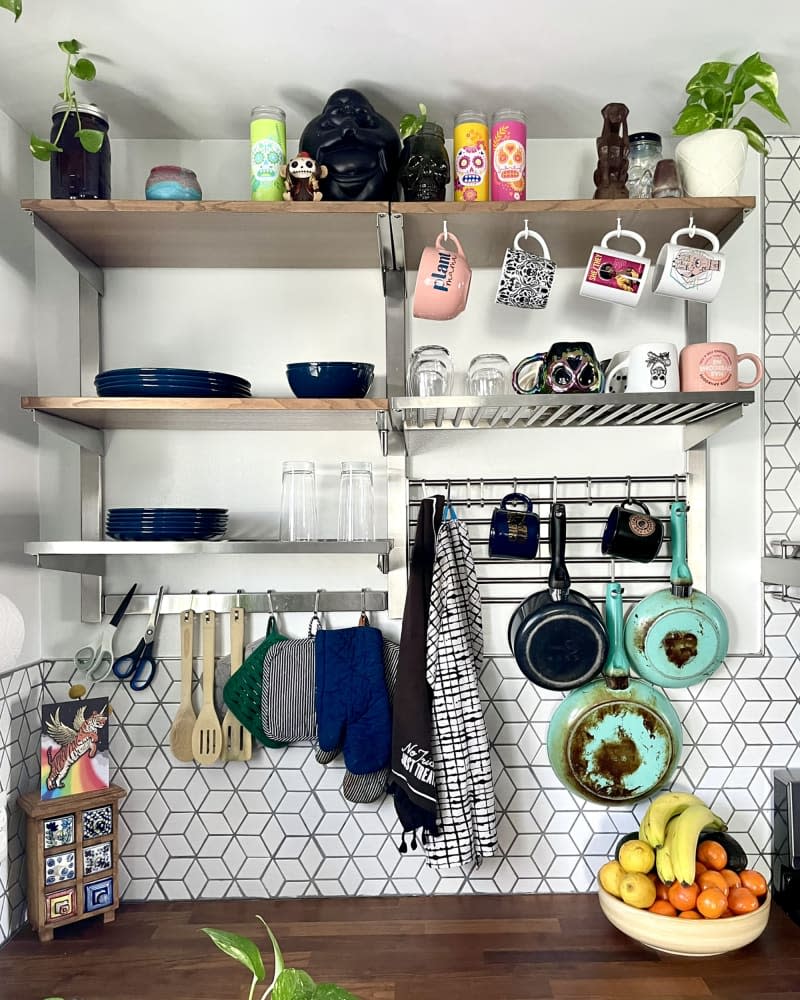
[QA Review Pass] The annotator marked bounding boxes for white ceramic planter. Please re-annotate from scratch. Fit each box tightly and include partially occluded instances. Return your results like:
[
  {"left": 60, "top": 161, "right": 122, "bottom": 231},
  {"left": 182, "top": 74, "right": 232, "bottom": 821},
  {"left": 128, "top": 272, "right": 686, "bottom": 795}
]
[{"left": 675, "top": 129, "right": 748, "bottom": 197}]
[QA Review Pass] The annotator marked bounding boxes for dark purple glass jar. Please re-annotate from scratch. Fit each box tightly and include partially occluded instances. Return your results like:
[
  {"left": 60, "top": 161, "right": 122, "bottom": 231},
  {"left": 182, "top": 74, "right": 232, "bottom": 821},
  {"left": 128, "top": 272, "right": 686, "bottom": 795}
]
[{"left": 49, "top": 102, "right": 111, "bottom": 199}]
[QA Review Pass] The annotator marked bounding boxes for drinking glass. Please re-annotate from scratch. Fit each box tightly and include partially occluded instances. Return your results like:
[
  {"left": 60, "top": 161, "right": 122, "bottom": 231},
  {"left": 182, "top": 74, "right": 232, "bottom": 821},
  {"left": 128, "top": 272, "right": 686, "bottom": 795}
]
[
  {"left": 467, "top": 353, "right": 511, "bottom": 395},
  {"left": 338, "top": 462, "right": 374, "bottom": 541},
  {"left": 280, "top": 461, "right": 317, "bottom": 541},
  {"left": 407, "top": 345, "right": 454, "bottom": 396}
]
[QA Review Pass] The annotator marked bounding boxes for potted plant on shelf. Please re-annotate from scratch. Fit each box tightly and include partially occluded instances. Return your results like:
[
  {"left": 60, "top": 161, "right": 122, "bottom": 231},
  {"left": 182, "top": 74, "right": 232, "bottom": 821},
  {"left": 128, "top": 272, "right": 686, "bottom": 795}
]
[
  {"left": 397, "top": 102, "right": 451, "bottom": 202},
  {"left": 673, "top": 52, "right": 789, "bottom": 197},
  {"left": 203, "top": 917, "right": 360, "bottom": 1000}
]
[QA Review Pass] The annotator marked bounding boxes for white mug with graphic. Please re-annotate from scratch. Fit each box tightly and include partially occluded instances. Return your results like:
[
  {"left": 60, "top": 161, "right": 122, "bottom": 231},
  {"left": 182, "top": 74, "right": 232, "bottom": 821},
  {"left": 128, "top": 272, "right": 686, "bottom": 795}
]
[
  {"left": 652, "top": 226, "right": 726, "bottom": 303},
  {"left": 604, "top": 342, "right": 680, "bottom": 393},
  {"left": 580, "top": 228, "right": 651, "bottom": 307}
]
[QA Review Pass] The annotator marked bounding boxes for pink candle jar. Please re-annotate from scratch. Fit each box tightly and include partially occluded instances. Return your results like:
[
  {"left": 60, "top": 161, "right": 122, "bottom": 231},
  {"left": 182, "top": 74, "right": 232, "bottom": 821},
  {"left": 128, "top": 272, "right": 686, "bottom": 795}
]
[{"left": 491, "top": 109, "right": 527, "bottom": 201}]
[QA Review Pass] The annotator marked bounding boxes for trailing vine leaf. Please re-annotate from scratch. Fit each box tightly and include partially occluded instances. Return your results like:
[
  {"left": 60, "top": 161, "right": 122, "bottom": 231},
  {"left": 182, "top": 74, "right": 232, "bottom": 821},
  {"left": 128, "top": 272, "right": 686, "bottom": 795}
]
[
  {"left": 673, "top": 104, "right": 716, "bottom": 134},
  {"left": 201, "top": 927, "right": 266, "bottom": 982},
  {"left": 734, "top": 116, "right": 768, "bottom": 155},
  {"left": 72, "top": 58, "right": 96, "bottom": 82},
  {"left": 75, "top": 128, "right": 105, "bottom": 153},
  {"left": 29, "top": 135, "right": 61, "bottom": 161},
  {"left": 0, "top": 0, "right": 22, "bottom": 21},
  {"left": 751, "top": 89, "right": 789, "bottom": 124},
  {"left": 274, "top": 969, "right": 316, "bottom": 1000},
  {"left": 58, "top": 38, "right": 81, "bottom": 55}
]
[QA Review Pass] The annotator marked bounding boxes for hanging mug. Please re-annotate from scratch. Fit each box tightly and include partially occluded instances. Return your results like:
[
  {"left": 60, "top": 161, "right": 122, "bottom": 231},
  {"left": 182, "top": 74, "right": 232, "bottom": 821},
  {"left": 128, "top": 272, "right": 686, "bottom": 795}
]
[
  {"left": 412, "top": 229, "right": 472, "bottom": 320},
  {"left": 601, "top": 499, "right": 663, "bottom": 563},
  {"left": 489, "top": 493, "right": 540, "bottom": 559},
  {"left": 652, "top": 226, "right": 726, "bottom": 303},
  {"left": 580, "top": 228, "right": 650, "bottom": 307},
  {"left": 496, "top": 227, "right": 556, "bottom": 309}
]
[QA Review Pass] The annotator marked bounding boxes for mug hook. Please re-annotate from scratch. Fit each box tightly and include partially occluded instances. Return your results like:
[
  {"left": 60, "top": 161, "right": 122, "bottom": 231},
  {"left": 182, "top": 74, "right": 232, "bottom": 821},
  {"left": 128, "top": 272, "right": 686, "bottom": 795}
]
[
  {"left": 466, "top": 478, "right": 471, "bottom": 509},
  {"left": 421, "top": 479, "right": 427, "bottom": 499},
  {"left": 616, "top": 216, "right": 622, "bottom": 239},
  {"left": 586, "top": 477, "right": 593, "bottom": 506},
  {"left": 552, "top": 476, "right": 558, "bottom": 503},
  {"left": 610, "top": 556, "right": 616, "bottom": 582},
  {"left": 688, "top": 214, "right": 696, "bottom": 239},
  {"left": 626, "top": 476, "right": 632, "bottom": 503},
  {"left": 513, "top": 477, "right": 518, "bottom": 494},
  {"left": 480, "top": 479, "right": 485, "bottom": 507},
  {"left": 523, "top": 218, "right": 531, "bottom": 239},
  {"left": 442, "top": 219, "right": 449, "bottom": 243},
  {"left": 674, "top": 473, "right": 681, "bottom": 503}
]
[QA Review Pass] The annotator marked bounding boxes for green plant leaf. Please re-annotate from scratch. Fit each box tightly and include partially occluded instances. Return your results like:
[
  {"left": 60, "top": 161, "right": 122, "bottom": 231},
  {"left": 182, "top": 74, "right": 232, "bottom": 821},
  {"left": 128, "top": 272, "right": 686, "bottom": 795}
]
[
  {"left": 685, "top": 61, "right": 733, "bottom": 93},
  {"left": 202, "top": 927, "right": 266, "bottom": 982},
  {"left": 0, "top": 0, "right": 23, "bottom": 21},
  {"left": 256, "top": 915, "right": 285, "bottom": 995},
  {"left": 734, "top": 115, "right": 769, "bottom": 155},
  {"left": 751, "top": 88, "right": 790, "bottom": 124},
  {"left": 29, "top": 135, "right": 60, "bottom": 160},
  {"left": 58, "top": 38, "right": 82, "bottom": 55},
  {"left": 673, "top": 104, "right": 717, "bottom": 135},
  {"left": 311, "top": 985, "right": 361, "bottom": 1000},
  {"left": 75, "top": 128, "right": 104, "bottom": 152},
  {"left": 738, "top": 52, "right": 779, "bottom": 99},
  {"left": 72, "top": 57, "right": 96, "bottom": 81},
  {"left": 398, "top": 114, "right": 418, "bottom": 140},
  {"left": 274, "top": 969, "right": 316, "bottom": 1000}
]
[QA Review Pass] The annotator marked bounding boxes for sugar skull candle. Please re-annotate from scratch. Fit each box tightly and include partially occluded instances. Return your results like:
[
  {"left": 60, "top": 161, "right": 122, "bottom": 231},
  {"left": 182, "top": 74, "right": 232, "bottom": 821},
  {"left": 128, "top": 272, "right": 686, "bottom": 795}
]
[
  {"left": 453, "top": 111, "right": 489, "bottom": 202},
  {"left": 491, "top": 109, "right": 527, "bottom": 201}
]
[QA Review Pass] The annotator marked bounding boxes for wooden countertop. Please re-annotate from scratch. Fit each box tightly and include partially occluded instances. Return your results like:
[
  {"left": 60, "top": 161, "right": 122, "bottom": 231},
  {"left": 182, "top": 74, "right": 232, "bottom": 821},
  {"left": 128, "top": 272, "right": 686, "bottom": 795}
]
[{"left": 1, "top": 893, "right": 798, "bottom": 999}]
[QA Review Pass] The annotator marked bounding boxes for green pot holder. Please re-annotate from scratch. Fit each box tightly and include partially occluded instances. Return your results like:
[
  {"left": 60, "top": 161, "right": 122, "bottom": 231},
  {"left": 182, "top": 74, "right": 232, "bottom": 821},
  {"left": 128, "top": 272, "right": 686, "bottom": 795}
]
[{"left": 222, "top": 615, "right": 287, "bottom": 748}]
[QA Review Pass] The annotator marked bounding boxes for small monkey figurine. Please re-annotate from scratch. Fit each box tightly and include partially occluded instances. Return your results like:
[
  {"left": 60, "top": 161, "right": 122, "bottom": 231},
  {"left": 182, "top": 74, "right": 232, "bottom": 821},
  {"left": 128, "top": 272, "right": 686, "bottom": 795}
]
[
  {"left": 280, "top": 151, "right": 328, "bottom": 201},
  {"left": 593, "top": 103, "right": 630, "bottom": 199}
]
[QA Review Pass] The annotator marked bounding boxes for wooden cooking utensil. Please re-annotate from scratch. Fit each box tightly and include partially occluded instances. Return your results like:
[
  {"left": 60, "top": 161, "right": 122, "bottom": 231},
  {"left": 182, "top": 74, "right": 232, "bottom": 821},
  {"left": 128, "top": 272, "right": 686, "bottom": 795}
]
[
  {"left": 169, "top": 607, "right": 197, "bottom": 761},
  {"left": 192, "top": 610, "right": 222, "bottom": 764},
  {"left": 221, "top": 606, "right": 252, "bottom": 761}
]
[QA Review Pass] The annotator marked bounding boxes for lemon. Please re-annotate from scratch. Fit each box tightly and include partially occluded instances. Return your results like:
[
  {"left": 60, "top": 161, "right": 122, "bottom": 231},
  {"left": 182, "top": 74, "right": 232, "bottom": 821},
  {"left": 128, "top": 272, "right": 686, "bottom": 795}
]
[
  {"left": 620, "top": 872, "right": 657, "bottom": 909},
  {"left": 598, "top": 860, "right": 626, "bottom": 898},
  {"left": 618, "top": 838, "right": 656, "bottom": 875}
]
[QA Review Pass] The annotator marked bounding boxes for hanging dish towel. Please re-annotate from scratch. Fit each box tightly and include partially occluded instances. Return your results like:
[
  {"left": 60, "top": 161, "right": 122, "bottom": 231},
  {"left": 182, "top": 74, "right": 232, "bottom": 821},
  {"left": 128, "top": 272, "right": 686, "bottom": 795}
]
[
  {"left": 388, "top": 494, "right": 444, "bottom": 848},
  {"left": 424, "top": 516, "right": 498, "bottom": 870}
]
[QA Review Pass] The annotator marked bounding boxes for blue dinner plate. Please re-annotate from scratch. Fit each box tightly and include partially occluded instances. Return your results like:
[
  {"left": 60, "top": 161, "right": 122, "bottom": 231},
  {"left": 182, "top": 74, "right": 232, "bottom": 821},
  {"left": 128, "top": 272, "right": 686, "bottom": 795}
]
[
  {"left": 107, "top": 507, "right": 228, "bottom": 514},
  {"left": 96, "top": 386, "right": 252, "bottom": 398},
  {"left": 96, "top": 367, "right": 250, "bottom": 384},
  {"left": 95, "top": 376, "right": 250, "bottom": 387},
  {"left": 106, "top": 529, "right": 226, "bottom": 541}
]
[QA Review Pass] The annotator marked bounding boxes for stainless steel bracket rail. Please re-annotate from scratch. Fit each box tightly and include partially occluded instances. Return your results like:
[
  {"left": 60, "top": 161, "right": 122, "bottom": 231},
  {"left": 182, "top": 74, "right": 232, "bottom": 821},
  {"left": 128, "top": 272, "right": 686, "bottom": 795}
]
[{"left": 102, "top": 589, "right": 388, "bottom": 616}]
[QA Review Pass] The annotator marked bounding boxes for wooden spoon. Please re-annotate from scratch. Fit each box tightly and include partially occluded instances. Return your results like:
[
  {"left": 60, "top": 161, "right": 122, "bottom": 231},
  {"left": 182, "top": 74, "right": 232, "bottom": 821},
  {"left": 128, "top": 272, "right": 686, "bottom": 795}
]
[
  {"left": 169, "top": 607, "right": 196, "bottom": 762},
  {"left": 191, "top": 610, "right": 222, "bottom": 765},
  {"left": 221, "top": 607, "right": 252, "bottom": 761}
]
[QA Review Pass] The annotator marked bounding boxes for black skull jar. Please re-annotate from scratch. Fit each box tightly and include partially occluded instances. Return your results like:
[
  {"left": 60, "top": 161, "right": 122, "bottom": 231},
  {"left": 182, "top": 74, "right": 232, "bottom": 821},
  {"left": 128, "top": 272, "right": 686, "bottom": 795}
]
[
  {"left": 398, "top": 122, "right": 451, "bottom": 202},
  {"left": 299, "top": 88, "right": 401, "bottom": 201}
]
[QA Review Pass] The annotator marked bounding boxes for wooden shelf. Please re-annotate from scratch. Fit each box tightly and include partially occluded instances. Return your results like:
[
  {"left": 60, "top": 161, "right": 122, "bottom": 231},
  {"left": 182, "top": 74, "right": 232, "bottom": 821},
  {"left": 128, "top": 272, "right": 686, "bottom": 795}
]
[
  {"left": 22, "top": 396, "right": 388, "bottom": 432},
  {"left": 21, "top": 196, "right": 754, "bottom": 270}
]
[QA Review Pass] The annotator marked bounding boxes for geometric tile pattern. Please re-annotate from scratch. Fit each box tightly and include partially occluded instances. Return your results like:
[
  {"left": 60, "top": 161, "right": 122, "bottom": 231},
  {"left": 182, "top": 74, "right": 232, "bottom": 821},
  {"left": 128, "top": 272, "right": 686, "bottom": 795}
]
[{"left": 2, "top": 143, "right": 799, "bottom": 925}]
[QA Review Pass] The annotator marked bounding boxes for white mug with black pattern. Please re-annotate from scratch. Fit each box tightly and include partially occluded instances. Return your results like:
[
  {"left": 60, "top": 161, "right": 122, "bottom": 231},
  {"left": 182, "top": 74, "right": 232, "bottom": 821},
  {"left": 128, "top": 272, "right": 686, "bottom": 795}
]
[
  {"left": 496, "top": 227, "right": 556, "bottom": 309},
  {"left": 604, "top": 342, "right": 679, "bottom": 393}
]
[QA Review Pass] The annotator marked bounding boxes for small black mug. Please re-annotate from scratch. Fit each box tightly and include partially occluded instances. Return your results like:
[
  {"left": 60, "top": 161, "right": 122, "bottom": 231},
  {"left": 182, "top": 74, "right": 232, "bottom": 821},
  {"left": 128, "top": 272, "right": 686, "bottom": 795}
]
[
  {"left": 489, "top": 493, "right": 540, "bottom": 560},
  {"left": 601, "top": 500, "right": 663, "bottom": 563}
]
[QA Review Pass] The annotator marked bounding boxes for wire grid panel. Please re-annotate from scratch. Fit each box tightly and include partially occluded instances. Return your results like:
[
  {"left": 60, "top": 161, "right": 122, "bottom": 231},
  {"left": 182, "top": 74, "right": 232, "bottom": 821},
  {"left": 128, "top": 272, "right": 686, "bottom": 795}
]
[{"left": 408, "top": 475, "right": 688, "bottom": 608}]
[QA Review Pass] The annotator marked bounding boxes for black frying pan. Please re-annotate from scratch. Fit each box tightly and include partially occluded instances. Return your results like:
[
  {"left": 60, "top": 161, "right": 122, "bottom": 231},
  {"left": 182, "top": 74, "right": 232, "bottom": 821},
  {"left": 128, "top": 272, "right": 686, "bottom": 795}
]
[{"left": 508, "top": 503, "right": 609, "bottom": 690}]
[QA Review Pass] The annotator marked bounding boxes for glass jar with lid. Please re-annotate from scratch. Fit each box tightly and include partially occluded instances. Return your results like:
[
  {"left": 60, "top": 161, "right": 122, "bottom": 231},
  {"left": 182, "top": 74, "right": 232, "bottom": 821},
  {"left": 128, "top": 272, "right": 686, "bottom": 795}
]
[
  {"left": 49, "top": 101, "right": 110, "bottom": 199},
  {"left": 627, "top": 132, "right": 662, "bottom": 199}
]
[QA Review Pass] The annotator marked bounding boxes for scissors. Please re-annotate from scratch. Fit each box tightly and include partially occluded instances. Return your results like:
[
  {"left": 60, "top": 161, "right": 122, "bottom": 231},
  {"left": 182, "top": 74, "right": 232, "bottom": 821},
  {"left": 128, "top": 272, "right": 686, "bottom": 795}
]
[
  {"left": 112, "top": 585, "right": 164, "bottom": 691},
  {"left": 74, "top": 583, "right": 138, "bottom": 681}
]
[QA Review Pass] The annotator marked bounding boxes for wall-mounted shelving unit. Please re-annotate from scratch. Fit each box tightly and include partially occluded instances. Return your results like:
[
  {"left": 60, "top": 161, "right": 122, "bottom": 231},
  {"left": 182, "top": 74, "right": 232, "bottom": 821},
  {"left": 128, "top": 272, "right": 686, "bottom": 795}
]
[{"left": 20, "top": 195, "right": 756, "bottom": 620}]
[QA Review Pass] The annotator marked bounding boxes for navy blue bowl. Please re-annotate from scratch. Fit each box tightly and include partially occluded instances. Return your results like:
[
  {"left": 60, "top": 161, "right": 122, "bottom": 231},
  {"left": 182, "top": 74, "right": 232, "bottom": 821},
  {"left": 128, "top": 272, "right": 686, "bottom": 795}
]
[{"left": 286, "top": 362, "right": 374, "bottom": 399}]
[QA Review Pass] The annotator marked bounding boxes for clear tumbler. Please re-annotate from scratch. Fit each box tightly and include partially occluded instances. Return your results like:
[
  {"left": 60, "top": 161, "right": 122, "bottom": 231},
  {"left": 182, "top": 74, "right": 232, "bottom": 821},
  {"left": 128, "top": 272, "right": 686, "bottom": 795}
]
[
  {"left": 280, "top": 461, "right": 317, "bottom": 541},
  {"left": 338, "top": 461, "right": 374, "bottom": 541},
  {"left": 467, "top": 353, "right": 511, "bottom": 395}
]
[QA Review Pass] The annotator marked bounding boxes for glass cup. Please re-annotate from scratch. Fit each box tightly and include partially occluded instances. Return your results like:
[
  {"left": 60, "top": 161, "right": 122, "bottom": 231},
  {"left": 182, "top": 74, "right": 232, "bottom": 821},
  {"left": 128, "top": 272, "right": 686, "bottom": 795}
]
[
  {"left": 467, "top": 353, "right": 511, "bottom": 395},
  {"left": 280, "top": 461, "right": 317, "bottom": 541},
  {"left": 338, "top": 462, "right": 374, "bottom": 541},
  {"left": 407, "top": 345, "right": 454, "bottom": 396}
]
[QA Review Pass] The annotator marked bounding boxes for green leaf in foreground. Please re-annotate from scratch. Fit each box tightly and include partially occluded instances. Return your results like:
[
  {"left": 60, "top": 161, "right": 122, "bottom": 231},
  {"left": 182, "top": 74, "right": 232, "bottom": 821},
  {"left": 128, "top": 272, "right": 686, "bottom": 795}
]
[
  {"left": 0, "top": 0, "right": 22, "bottom": 21},
  {"left": 274, "top": 968, "right": 316, "bottom": 1000},
  {"left": 75, "top": 128, "right": 105, "bottom": 153},
  {"left": 29, "top": 135, "right": 60, "bottom": 161},
  {"left": 58, "top": 38, "right": 81, "bottom": 55},
  {"left": 312, "top": 984, "right": 361, "bottom": 1000},
  {"left": 201, "top": 927, "right": 266, "bottom": 982},
  {"left": 72, "top": 57, "right": 96, "bottom": 81}
]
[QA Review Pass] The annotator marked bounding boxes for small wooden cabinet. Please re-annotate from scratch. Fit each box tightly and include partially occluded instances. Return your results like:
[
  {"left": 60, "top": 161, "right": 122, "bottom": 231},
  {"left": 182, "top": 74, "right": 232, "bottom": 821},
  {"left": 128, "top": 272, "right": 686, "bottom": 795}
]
[{"left": 18, "top": 784, "right": 126, "bottom": 942}]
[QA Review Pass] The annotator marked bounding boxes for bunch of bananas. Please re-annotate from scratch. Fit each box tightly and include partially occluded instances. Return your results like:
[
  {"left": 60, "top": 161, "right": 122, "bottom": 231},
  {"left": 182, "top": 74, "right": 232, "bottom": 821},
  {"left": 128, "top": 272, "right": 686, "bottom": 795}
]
[{"left": 639, "top": 791, "right": 727, "bottom": 886}]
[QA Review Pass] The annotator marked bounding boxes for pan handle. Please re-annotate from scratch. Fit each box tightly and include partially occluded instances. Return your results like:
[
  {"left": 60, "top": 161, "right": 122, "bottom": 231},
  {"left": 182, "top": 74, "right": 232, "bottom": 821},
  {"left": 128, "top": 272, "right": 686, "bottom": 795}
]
[
  {"left": 548, "top": 503, "right": 571, "bottom": 597},
  {"left": 669, "top": 501, "right": 693, "bottom": 595}
]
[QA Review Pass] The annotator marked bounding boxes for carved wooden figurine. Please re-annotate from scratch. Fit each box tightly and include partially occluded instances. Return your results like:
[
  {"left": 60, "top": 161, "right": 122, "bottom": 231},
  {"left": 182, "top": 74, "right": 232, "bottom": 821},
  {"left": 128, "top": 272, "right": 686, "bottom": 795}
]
[
  {"left": 280, "top": 152, "right": 328, "bottom": 202},
  {"left": 593, "top": 103, "right": 630, "bottom": 199}
]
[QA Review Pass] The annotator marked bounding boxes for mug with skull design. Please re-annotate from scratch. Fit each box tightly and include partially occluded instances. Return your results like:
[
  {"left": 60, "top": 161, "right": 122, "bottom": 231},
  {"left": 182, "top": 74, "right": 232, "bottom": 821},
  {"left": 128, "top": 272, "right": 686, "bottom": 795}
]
[
  {"left": 496, "top": 226, "right": 556, "bottom": 310},
  {"left": 398, "top": 123, "right": 451, "bottom": 202},
  {"left": 538, "top": 342, "right": 604, "bottom": 394},
  {"left": 652, "top": 226, "right": 726, "bottom": 303},
  {"left": 603, "top": 342, "right": 679, "bottom": 393}
]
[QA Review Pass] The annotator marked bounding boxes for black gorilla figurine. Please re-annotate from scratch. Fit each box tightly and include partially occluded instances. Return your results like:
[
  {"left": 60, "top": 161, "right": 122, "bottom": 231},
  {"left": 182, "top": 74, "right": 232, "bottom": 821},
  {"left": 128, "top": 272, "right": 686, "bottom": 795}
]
[{"left": 299, "top": 88, "right": 401, "bottom": 201}]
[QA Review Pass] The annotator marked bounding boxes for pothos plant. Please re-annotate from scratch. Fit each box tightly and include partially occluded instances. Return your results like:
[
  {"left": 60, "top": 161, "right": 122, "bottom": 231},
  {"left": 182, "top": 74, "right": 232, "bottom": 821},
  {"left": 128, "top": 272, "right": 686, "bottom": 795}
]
[
  {"left": 399, "top": 102, "right": 428, "bottom": 140},
  {"left": 0, "top": 0, "right": 22, "bottom": 20},
  {"left": 203, "top": 917, "right": 360, "bottom": 1000},
  {"left": 673, "top": 51, "right": 789, "bottom": 154},
  {"left": 28, "top": 38, "right": 105, "bottom": 161}
]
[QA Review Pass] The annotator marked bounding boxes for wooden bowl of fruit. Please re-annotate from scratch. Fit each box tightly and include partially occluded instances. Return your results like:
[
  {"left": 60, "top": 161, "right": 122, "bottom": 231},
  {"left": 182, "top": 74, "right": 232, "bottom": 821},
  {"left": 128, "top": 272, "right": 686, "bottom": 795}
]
[{"left": 597, "top": 792, "right": 771, "bottom": 957}]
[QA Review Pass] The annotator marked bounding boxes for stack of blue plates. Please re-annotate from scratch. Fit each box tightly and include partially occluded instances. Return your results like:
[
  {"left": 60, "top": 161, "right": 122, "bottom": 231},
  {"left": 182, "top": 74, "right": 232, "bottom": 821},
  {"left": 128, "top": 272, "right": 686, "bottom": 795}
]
[
  {"left": 105, "top": 508, "right": 229, "bottom": 541},
  {"left": 95, "top": 368, "right": 252, "bottom": 398}
]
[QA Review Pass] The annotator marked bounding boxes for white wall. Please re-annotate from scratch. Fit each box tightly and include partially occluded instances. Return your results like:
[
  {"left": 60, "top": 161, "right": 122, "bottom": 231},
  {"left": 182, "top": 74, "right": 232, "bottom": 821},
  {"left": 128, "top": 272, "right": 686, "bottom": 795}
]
[{"left": 0, "top": 109, "right": 39, "bottom": 671}]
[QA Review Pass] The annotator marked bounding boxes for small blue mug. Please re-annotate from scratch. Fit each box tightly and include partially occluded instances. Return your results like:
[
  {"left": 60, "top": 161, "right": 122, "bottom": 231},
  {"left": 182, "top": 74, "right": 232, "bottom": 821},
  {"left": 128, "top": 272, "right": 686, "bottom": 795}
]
[{"left": 489, "top": 493, "right": 540, "bottom": 560}]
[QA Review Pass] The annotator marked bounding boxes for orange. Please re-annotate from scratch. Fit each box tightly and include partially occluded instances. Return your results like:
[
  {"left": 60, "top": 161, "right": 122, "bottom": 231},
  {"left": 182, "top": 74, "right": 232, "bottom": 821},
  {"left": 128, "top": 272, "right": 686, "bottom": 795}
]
[
  {"left": 720, "top": 869, "right": 741, "bottom": 890},
  {"left": 720, "top": 908, "right": 735, "bottom": 918},
  {"left": 698, "top": 870, "right": 729, "bottom": 896},
  {"left": 727, "top": 887, "right": 760, "bottom": 914},
  {"left": 739, "top": 870, "right": 768, "bottom": 898},
  {"left": 654, "top": 880, "right": 670, "bottom": 901},
  {"left": 678, "top": 910, "right": 702, "bottom": 919},
  {"left": 648, "top": 899, "right": 678, "bottom": 917},
  {"left": 668, "top": 881, "right": 700, "bottom": 912},
  {"left": 695, "top": 861, "right": 708, "bottom": 879},
  {"left": 696, "top": 841, "right": 727, "bottom": 871},
  {"left": 697, "top": 887, "right": 728, "bottom": 919}
]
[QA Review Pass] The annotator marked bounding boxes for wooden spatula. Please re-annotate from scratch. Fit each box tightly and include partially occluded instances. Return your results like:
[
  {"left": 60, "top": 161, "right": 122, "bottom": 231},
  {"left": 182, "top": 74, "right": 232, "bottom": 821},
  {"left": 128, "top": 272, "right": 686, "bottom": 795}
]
[
  {"left": 221, "top": 607, "right": 252, "bottom": 762},
  {"left": 169, "top": 607, "right": 196, "bottom": 761},
  {"left": 192, "top": 610, "right": 222, "bottom": 765}
]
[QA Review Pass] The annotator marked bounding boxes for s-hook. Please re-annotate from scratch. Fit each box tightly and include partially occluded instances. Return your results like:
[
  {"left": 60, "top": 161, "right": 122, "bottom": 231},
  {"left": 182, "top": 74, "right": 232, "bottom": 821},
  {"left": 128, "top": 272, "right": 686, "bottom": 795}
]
[
  {"left": 626, "top": 475, "right": 632, "bottom": 503},
  {"left": 586, "top": 477, "right": 593, "bottom": 506},
  {"left": 308, "top": 589, "right": 323, "bottom": 636},
  {"left": 615, "top": 216, "right": 623, "bottom": 239},
  {"left": 688, "top": 213, "right": 696, "bottom": 239},
  {"left": 266, "top": 589, "right": 276, "bottom": 616}
]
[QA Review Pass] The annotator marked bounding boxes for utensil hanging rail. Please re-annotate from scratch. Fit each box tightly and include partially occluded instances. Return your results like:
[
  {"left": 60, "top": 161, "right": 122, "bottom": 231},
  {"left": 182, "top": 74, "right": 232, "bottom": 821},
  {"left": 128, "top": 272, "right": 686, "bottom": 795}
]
[{"left": 101, "top": 589, "right": 388, "bottom": 616}]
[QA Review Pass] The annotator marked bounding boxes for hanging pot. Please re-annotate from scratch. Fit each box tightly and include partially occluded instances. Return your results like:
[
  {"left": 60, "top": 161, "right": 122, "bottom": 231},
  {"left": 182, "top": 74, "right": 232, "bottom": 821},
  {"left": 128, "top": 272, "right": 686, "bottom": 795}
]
[
  {"left": 508, "top": 503, "right": 608, "bottom": 690},
  {"left": 674, "top": 129, "right": 747, "bottom": 197},
  {"left": 546, "top": 582, "right": 683, "bottom": 805},
  {"left": 623, "top": 500, "right": 728, "bottom": 688}
]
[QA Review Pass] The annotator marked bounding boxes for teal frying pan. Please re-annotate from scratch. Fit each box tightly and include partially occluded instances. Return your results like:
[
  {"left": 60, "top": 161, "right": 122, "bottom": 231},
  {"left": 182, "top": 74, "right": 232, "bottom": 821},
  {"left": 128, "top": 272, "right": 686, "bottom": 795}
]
[
  {"left": 623, "top": 500, "right": 728, "bottom": 688},
  {"left": 547, "top": 582, "right": 682, "bottom": 805}
]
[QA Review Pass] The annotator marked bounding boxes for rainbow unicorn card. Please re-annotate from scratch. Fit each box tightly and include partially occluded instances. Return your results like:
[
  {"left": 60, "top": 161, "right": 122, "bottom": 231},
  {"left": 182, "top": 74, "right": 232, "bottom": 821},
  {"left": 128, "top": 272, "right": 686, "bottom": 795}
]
[{"left": 40, "top": 698, "right": 109, "bottom": 800}]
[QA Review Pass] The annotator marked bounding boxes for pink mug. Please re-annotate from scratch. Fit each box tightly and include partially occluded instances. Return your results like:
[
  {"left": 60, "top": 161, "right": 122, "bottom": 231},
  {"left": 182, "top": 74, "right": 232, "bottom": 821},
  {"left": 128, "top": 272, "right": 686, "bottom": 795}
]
[
  {"left": 412, "top": 230, "right": 472, "bottom": 320},
  {"left": 679, "top": 342, "right": 764, "bottom": 391}
]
